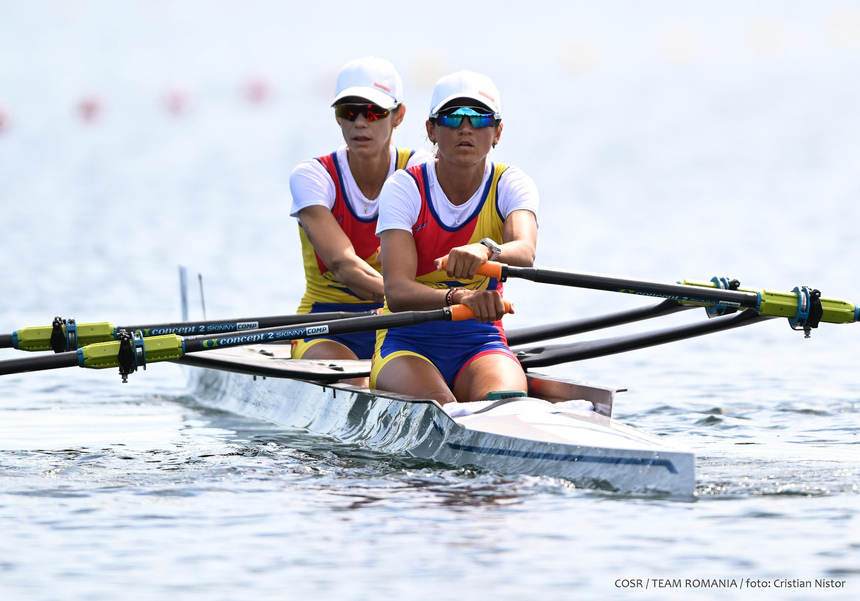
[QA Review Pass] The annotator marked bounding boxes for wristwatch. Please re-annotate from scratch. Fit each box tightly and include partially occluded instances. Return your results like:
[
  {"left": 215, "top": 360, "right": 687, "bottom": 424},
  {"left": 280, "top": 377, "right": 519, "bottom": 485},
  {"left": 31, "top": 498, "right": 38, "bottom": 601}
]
[{"left": 479, "top": 238, "right": 502, "bottom": 261}]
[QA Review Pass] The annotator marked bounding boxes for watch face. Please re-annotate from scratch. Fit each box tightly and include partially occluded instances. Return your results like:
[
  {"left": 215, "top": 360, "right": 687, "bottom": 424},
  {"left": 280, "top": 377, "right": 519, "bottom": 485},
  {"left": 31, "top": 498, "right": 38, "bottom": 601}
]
[
  {"left": 481, "top": 239, "right": 501, "bottom": 260},
  {"left": 481, "top": 239, "right": 500, "bottom": 252}
]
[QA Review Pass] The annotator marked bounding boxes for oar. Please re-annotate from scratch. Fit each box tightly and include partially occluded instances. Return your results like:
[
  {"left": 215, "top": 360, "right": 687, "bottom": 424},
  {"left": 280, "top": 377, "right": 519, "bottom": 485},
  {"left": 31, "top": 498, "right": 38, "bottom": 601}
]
[
  {"left": 516, "top": 309, "right": 771, "bottom": 367},
  {"left": 467, "top": 261, "right": 859, "bottom": 335},
  {"left": 506, "top": 299, "right": 692, "bottom": 346},
  {"left": 0, "top": 302, "right": 511, "bottom": 380},
  {"left": 0, "top": 309, "right": 380, "bottom": 353}
]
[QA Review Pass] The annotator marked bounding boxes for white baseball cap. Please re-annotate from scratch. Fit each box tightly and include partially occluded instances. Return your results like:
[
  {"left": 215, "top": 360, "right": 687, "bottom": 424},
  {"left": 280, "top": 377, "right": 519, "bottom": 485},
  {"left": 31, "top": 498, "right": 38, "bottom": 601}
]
[
  {"left": 332, "top": 56, "right": 403, "bottom": 109},
  {"left": 429, "top": 70, "right": 501, "bottom": 118}
]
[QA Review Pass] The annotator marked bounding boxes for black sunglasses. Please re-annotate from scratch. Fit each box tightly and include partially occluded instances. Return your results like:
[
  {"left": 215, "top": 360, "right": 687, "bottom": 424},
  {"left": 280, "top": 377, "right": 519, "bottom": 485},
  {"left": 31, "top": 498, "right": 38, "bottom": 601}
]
[{"left": 334, "top": 103, "right": 393, "bottom": 122}]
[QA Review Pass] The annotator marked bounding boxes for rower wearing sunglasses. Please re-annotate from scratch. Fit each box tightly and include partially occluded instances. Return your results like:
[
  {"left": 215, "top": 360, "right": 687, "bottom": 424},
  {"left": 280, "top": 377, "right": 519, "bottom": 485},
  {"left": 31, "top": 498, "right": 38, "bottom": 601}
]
[
  {"left": 372, "top": 71, "right": 539, "bottom": 405},
  {"left": 289, "top": 57, "right": 429, "bottom": 380}
]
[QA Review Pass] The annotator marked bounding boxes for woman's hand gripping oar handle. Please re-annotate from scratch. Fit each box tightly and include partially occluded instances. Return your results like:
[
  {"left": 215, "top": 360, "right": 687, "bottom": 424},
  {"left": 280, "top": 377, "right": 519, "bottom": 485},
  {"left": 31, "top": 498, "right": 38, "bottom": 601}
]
[
  {"left": 449, "top": 300, "right": 514, "bottom": 321},
  {"left": 435, "top": 258, "right": 512, "bottom": 320},
  {"left": 436, "top": 258, "right": 507, "bottom": 280}
]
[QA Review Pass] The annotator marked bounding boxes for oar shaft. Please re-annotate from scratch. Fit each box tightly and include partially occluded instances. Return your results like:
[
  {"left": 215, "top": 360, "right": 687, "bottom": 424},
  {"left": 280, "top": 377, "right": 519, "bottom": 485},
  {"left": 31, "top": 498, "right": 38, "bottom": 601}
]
[
  {"left": 506, "top": 299, "right": 691, "bottom": 346},
  {"left": 516, "top": 310, "right": 771, "bottom": 367},
  {"left": 476, "top": 262, "right": 859, "bottom": 326},
  {"left": 183, "top": 311, "right": 432, "bottom": 352},
  {"left": 0, "top": 351, "right": 80, "bottom": 376},
  {"left": 182, "top": 302, "right": 511, "bottom": 352},
  {"left": 0, "top": 303, "right": 506, "bottom": 378},
  {"left": 502, "top": 265, "right": 761, "bottom": 309},
  {"left": 124, "top": 310, "right": 380, "bottom": 336},
  {"left": 4, "top": 310, "right": 380, "bottom": 352}
]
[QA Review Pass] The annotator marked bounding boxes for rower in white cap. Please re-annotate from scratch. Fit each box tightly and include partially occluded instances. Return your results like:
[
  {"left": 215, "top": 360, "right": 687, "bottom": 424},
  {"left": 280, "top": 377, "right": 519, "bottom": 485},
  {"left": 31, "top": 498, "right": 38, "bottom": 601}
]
[
  {"left": 372, "top": 70, "right": 539, "bottom": 405},
  {"left": 288, "top": 57, "right": 430, "bottom": 384}
]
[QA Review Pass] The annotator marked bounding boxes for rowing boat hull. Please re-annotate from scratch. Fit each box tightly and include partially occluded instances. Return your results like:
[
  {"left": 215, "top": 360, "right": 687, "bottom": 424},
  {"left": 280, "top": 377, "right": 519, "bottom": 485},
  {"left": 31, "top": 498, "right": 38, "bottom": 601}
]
[{"left": 183, "top": 347, "right": 695, "bottom": 496}]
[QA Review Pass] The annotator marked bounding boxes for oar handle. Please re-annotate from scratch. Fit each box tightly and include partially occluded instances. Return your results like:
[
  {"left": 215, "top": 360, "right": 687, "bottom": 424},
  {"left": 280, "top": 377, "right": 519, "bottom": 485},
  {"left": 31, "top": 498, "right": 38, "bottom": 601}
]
[
  {"left": 436, "top": 258, "right": 506, "bottom": 280},
  {"left": 450, "top": 300, "right": 513, "bottom": 321}
]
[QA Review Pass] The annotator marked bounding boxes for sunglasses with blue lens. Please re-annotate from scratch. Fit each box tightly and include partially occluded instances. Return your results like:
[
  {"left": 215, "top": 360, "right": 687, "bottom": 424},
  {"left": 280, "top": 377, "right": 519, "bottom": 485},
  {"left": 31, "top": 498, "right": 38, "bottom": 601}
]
[{"left": 434, "top": 107, "right": 498, "bottom": 128}]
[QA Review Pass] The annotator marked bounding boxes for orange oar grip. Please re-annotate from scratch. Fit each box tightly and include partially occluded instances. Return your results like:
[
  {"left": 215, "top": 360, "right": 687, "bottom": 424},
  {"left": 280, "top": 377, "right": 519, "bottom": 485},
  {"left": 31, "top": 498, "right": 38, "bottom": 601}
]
[
  {"left": 475, "top": 262, "right": 503, "bottom": 279},
  {"left": 437, "top": 258, "right": 504, "bottom": 280},
  {"left": 449, "top": 300, "right": 513, "bottom": 321}
]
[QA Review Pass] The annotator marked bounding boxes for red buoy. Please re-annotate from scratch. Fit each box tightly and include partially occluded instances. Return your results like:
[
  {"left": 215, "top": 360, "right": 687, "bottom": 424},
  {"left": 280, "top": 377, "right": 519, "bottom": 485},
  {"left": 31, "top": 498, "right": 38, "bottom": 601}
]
[
  {"left": 244, "top": 76, "right": 272, "bottom": 105},
  {"left": 164, "top": 86, "right": 194, "bottom": 116},
  {"left": 78, "top": 95, "right": 103, "bottom": 123}
]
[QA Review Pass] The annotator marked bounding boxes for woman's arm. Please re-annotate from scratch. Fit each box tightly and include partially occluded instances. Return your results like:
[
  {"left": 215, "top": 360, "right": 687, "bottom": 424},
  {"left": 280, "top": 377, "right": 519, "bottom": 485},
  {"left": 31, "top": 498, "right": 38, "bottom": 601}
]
[
  {"left": 379, "top": 229, "right": 446, "bottom": 312},
  {"left": 384, "top": 212, "right": 536, "bottom": 322},
  {"left": 439, "top": 209, "right": 537, "bottom": 279},
  {"left": 380, "top": 229, "right": 509, "bottom": 322},
  {"left": 432, "top": 209, "right": 536, "bottom": 321},
  {"left": 297, "top": 205, "right": 384, "bottom": 302},
  {"left": 500, "top": 209, "right": 538, "bottom": 265}
]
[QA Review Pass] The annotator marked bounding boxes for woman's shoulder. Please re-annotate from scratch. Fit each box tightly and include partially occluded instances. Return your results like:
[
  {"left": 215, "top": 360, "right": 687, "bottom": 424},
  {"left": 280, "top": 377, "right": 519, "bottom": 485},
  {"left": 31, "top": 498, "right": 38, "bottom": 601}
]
[
  {"left": 496, "top": 164, "right": 536, "bottom": 188},
  {"left": 491, "top": 163, "right": 538, "bottom": 216},
  {"left": 384, "top": 166, "right": 423, "bottom": 191},
  {"left": 290, "top": 147, "right": 345, "bottom": 182},
  {"left": 289, "top": 149, "right": 344, "bottom": 213},
  {"left": 495, "top": 162, "right": 525, "bottom": 177},
  {"left": 403, "top": 147, "right": 434, "bottom": 168}
]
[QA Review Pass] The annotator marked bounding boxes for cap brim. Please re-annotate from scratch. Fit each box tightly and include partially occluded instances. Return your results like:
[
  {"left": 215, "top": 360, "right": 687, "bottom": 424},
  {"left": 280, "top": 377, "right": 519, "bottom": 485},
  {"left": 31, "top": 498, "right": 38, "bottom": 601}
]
[
  {"left": 430, "top": 94, "right": 500, "bottom": 118},
  {"left": 332, "top": 87, "right": 398, "bottom": 109}
]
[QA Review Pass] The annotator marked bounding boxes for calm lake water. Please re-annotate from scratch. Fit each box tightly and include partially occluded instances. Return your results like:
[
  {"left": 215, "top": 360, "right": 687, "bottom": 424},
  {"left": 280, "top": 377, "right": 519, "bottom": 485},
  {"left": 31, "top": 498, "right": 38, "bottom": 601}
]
[{"left": 1, "top": 2, "right": 858, "bottom": 600}]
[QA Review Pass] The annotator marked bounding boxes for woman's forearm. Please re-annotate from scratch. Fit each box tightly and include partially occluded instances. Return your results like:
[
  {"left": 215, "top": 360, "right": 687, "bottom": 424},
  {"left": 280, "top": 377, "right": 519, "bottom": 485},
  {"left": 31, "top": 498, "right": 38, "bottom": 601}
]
[
  {"left": 327, "top": 256, "right": 384, "bottom": 302},
  {"left": 384, "top": 276, "right": 446, "bottom": 312}
]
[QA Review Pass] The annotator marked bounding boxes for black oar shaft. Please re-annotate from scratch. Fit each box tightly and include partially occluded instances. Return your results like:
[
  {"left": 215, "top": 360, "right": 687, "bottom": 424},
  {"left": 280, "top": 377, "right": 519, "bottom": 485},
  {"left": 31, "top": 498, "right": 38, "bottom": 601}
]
[
  {"left": 3, "top": 310, "right": 380, "bottom": 352},
  {"left": 516, "top": 310, "right": 770, "bottom": 367},
  {"left": 503, "top": 266, "right": 761, "bottom": 309},
  {"left": 182, "top": 309, "right": 453, "bottom": 353},
  {"left": 0, "top": 304, "right": 491, "bottom": 378},
  {"left": 482, "top": 263, "right": 858, "bottom": 327},
  {"left": 0, "top": 352, "right": 80, "bottom": 376},
  {"left": 125, "top": 310, "right": 379, "bottom": 336},
  {"left": 506, "top": 299, "right": 691, "bottom": 346}
]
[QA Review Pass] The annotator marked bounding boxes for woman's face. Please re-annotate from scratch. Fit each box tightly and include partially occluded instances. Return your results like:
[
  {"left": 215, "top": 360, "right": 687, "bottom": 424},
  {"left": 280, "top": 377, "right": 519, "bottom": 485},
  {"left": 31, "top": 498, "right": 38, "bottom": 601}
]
[
  {"left": 426, "top": 109, "right": 502, "bottom": 167},
  {"left": 336, "top": 103, "right": 405, "bottom": 157}
]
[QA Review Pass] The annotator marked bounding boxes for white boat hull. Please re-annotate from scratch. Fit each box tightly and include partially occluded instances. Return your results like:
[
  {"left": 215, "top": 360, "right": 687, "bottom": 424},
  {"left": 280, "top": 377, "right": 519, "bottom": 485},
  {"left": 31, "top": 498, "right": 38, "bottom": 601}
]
[{"left": 183, "top": 346, "right": 695, "bottom": 496}]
